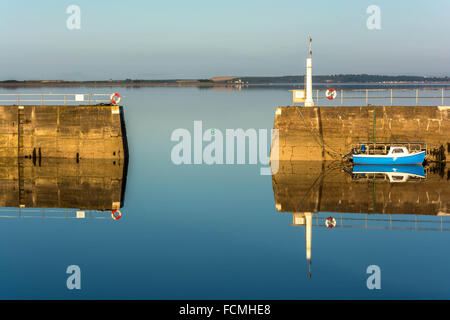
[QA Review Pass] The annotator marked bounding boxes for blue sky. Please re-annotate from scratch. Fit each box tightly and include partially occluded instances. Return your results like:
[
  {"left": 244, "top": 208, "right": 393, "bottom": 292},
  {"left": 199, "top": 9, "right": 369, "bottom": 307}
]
[{"left": 0, "top": 0, "right": 449, "bottom": 80}]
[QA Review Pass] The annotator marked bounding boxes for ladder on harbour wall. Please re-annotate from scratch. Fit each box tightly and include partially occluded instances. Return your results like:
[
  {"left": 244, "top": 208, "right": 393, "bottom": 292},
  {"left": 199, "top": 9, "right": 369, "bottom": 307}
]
[
  {"left": 367, "top": 181, "right": 376, "bottom": 214},
  {"left": 367, "top": 107, "right": 376, "bottom": 145},
  {"left": 17, "top": 107, "right": 25, "bottom": 206}
]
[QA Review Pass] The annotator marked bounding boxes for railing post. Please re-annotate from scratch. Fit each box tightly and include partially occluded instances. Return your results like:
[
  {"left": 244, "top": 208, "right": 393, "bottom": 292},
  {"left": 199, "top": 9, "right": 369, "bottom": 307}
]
[
  {"left": 390, "top": 89, "right": 393, "bottom": 106},
  {"left": 416, "top": 89, "right": 418, "bottom": 106},
  {"left": 366, "top": 89, "right": 368, "bottom": 105},
  {"left": 442, "top": 88, "right": 445, "bottom": 105},
  {"left": 341, "top": 90, "right": 343, "bottom": 104}
]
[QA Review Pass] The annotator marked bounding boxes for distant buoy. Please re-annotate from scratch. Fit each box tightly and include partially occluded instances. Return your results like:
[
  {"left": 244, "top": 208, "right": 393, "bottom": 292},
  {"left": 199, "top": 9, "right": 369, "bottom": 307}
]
[
  {"left": 110, "top": 93, "right": 121, "bottom": 104},
  {"left": 325, "top": 88, "right": 337, "bottom": 100},
  {"left": 325, "top": 217, "right": 336, "bottom": 228},
  {"left": 111, "top": 209, "right": 122, "bottom": 220}
]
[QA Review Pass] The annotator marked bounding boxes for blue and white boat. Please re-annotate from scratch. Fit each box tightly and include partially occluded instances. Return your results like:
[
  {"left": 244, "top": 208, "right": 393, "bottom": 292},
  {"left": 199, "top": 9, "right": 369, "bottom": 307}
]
[
  {"left": 353, "top": 146, "right": 425, "bottom": 165},
  {"left": 352, "top": 165, "right": 425, "bottom": 182}
]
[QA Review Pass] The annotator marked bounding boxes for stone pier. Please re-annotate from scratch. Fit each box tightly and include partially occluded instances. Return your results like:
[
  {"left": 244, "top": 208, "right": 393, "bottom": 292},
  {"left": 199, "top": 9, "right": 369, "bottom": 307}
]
[
  {"left": 272, "top": 106, "right": 449, "bottom": 162},
  {"left": 0, "top": 104, "right": 128, "bottom": 160}
]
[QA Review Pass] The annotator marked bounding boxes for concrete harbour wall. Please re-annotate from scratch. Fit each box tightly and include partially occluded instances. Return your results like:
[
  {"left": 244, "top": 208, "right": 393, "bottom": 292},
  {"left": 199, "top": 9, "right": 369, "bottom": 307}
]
[
  {"left": 273, "top": 106, "right": 450, "bottom": 162},
  {"left": 272, "top": 161, "right": 449, "bottom": 215},
  {"left": 0, "top": 105, "right": 128, "bottom": 160}
]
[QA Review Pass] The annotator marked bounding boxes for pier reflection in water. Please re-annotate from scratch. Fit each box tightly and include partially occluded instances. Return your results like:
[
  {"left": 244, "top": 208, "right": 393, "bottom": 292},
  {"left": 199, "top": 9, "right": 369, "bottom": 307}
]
[
  {"left": 0, "top": 158, "right": 128, "bottom": 219},
  {"left": 272, "top": 161, "right": 449, "bottom": 277}
]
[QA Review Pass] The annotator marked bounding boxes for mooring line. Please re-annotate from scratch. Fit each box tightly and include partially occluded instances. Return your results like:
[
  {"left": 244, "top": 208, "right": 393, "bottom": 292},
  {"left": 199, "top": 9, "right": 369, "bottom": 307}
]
[{"left": 295, "top": 108, "right": 343, "bottom": 158}]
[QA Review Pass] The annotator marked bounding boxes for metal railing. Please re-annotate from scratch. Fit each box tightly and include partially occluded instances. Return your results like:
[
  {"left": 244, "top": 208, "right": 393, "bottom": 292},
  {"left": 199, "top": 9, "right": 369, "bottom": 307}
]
[
  {"left": 0, "top": 93, "right": 114, "bottom": 105},
  {"left": 306, "top": 88, "right": 450, "bottom": 106},
  {"left": 312, "top": 212, "right": 450, "bottom": 232},
  {"left": 0, "top": 207, "right": 112, "bottom": 220},
  {"left": 355, "top": 141, "right": 427, "bottom": 155}
]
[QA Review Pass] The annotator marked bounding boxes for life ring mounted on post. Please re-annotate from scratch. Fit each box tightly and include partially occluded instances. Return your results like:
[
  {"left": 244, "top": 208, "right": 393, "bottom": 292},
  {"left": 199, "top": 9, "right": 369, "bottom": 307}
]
[
  {"left": 111, "top": 209, "right": 122, "bottom": 220},
  {"left": 325, "top": 88, "right": 337, "bottom": 100},
  {"left": 325, "top": 216, "right": 336, "bottom": 228},
  {"left": 110, "top": 93, "right": 121, "bottom": 104}
]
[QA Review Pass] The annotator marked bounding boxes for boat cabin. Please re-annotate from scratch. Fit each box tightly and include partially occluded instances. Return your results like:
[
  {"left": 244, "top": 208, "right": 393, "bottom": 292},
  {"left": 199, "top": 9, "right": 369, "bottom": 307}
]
[
  {"left": 387, "top": 146, "right": 409, "bottom": 155},
  {"left": 355, "top": 142, "right": 427, "bottom": 156}
]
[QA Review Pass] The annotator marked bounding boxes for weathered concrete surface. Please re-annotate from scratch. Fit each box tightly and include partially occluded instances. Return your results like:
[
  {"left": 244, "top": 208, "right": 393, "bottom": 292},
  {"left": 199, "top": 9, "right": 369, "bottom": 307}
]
[
  {"left": 0, "top": 105, "right": 127, "bottom": 159},
  {"left": 272, "top": 161, "right": 449, "bottom": 215},
  {"left": 272, "top": 106, "right": 450, "bottom": 162},
  {"left": 0, "top": 158, "right": 127, "bottom": 210}
]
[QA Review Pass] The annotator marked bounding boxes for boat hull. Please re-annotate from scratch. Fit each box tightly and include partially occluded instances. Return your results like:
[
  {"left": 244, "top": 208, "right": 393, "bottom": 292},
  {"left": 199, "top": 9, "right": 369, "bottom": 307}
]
[
  {"left": 353, "top": 151, "right": 425, "bottom": 165},
  {"left": 352, "top": 165, "right": 425, "bottom": 177}
]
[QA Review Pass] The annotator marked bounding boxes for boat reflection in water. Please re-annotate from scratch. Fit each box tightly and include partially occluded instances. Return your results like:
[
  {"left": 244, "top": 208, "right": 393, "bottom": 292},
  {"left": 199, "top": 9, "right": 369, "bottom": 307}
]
[
  {"left": 272, "top": 161, "right": 449, "bottom": 278},
  {"left": 0, "top": 158, "right": 128, "bottom": 220},
  {"left": 349, "top": 165, "right": 425, "bottom": 183}
]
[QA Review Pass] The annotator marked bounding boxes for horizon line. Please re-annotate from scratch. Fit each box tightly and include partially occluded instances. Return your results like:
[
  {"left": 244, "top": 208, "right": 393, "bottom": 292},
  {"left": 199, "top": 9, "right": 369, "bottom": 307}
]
[{"left": 2, "top": 73, "right": 450, "bottom": 83}]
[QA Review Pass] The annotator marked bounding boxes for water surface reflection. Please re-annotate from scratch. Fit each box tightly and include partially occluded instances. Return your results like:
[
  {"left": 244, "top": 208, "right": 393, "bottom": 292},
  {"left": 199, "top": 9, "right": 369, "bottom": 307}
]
[
  {"left": 272, "top": 161, "right": 450, "bottom": 277},
  {"left": 0, "top": 158, "right": 128, "bottom": 219}
]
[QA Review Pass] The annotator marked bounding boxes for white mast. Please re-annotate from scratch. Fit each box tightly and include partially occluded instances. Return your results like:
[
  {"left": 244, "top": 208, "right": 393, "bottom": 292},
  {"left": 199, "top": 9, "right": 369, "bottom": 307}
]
[
  {"left": 304, "top": 212, "right": 312, "bottom": 278},
  {"left": 304, "top": 37, "right": 314, "bottom": 107},
  {"left": 293, "top": 212, "right": 313, "bottom": 278}
]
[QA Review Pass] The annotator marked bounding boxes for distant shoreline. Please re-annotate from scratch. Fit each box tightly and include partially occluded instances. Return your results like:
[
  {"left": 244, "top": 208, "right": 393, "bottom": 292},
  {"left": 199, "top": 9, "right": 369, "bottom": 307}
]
[
  {"left": 1, "top": 74, "right": 449, "bottom": 88},
  {"left": 1, "top": 81, "right": 450, "bottom": 89},
  {"left": 0, "top": 80, "right": 214, "bottom": 88}
]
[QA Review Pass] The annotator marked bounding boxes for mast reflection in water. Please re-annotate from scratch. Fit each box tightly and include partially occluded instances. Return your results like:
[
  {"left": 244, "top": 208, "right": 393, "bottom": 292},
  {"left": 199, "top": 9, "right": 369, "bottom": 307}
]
[{"left": 272, "top": 161, "right": 449, "bottom": 278}]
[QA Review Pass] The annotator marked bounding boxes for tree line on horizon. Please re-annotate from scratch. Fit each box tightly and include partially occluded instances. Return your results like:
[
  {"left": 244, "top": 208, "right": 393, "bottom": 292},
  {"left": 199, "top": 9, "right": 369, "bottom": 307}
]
[
  {"left": 238, "top": 74, "right": 450, "bottom": 83},
  {"left": 1, "top": 74, "right": 449, "bottom": 83}
]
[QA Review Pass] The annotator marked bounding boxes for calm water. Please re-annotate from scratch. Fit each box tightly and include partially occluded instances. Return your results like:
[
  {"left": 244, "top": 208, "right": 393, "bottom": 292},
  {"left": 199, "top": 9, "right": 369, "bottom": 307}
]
[{"left": 0, "top": 86, "right": 449, "bottom": 299}]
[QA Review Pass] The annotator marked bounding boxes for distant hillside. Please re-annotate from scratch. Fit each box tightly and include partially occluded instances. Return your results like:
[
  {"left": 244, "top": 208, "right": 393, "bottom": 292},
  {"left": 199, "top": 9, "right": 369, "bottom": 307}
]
[
  {"left": 1, "top": 74, "right": 449, "bottom": 88},
  {"left": 234, "top": 74, "right": 450, "bottom": 83}
]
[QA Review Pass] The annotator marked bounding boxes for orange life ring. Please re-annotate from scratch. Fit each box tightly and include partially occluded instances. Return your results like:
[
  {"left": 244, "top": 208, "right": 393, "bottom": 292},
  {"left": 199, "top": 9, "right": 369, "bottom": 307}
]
[
  {"left": 325, "top": 88, "right": 337, "bottom": 100},
  {"left": 111, "top": 209, "right": 122, "bottom": 220},
  {"left": 325, "top": 216, "right": 336, "bottom": 228},
  {"left": 110, "top": 93, "right": 121, "bottom": 104}
]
